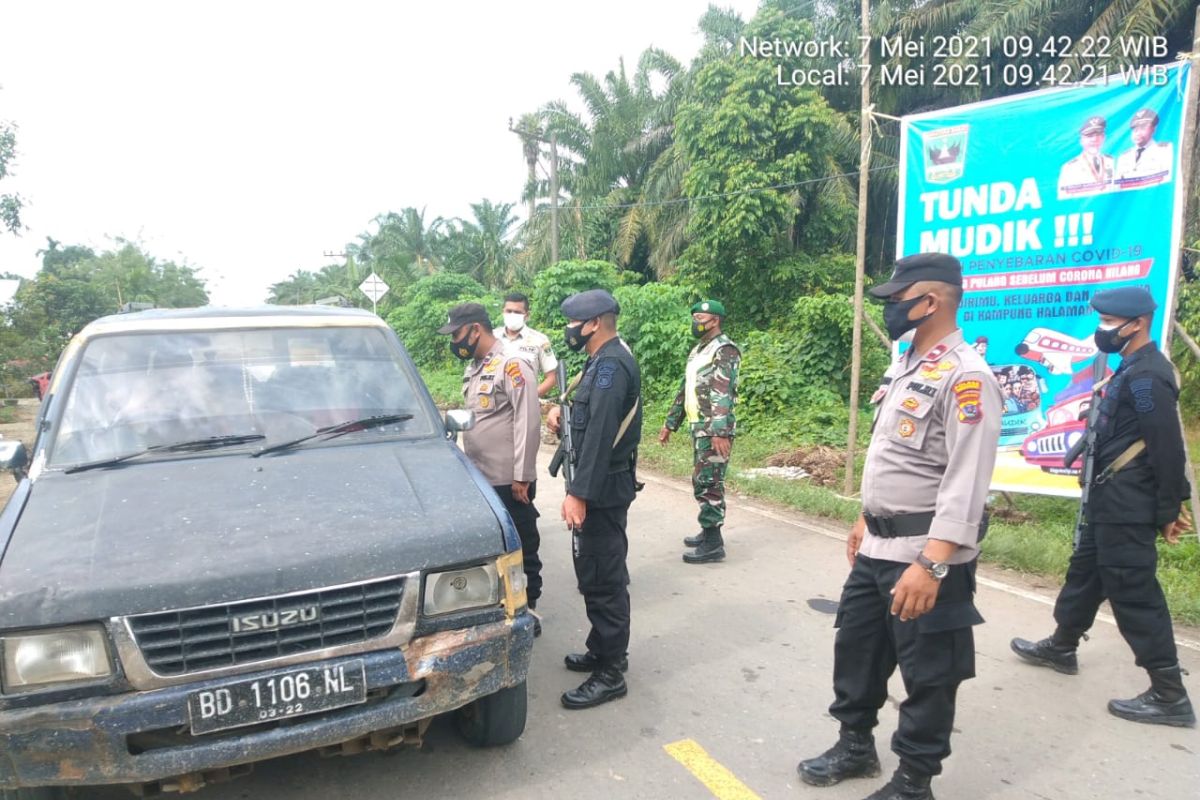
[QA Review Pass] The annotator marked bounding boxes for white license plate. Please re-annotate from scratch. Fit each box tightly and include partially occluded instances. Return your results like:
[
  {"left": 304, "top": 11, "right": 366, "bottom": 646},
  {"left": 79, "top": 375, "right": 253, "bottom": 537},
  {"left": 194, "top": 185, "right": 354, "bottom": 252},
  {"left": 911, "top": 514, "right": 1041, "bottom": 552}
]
[{"left": 187, "top": 660, "right": 367, "bottom": 735}]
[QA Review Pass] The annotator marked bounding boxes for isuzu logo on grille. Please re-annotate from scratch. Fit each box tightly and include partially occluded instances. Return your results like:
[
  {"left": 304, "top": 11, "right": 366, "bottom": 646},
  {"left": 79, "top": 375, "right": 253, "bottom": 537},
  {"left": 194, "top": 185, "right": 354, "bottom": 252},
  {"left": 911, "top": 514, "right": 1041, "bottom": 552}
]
[{"left": 231, "top": 605, "right": 320, "bottom": 633}]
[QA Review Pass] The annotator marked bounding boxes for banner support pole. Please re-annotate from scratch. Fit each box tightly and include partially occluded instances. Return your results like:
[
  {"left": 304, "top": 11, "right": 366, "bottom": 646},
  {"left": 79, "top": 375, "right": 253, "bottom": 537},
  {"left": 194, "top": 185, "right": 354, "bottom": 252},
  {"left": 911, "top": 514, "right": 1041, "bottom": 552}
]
[
  {"left": 1165, "top": 10, "right": 1200, "bottom": 353},
  {"left": 844, "top": 0, "right": 872, "bottom": 497}
]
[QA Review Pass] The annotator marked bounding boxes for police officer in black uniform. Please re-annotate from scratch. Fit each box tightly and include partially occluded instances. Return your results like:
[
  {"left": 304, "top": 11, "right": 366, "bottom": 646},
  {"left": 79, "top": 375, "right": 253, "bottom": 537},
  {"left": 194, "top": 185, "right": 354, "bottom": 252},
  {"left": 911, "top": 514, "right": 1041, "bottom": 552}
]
[
  {"left": 546, "top": 289, "right": 643, "bottom": 710},
  {"left": 1012, "top": 287, "right": 1195, "bottom": 727}
]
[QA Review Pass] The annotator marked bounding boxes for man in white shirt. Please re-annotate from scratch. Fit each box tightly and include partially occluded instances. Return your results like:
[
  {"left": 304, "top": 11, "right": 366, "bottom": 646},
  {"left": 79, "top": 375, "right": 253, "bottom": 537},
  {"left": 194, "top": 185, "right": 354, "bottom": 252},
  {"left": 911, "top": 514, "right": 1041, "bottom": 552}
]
[
  {"left": 1114, "top": 108, "right": 1174, "bottom": 189},
  {"left": 495, "top": 292, "right": 559, "bottom": 398}
]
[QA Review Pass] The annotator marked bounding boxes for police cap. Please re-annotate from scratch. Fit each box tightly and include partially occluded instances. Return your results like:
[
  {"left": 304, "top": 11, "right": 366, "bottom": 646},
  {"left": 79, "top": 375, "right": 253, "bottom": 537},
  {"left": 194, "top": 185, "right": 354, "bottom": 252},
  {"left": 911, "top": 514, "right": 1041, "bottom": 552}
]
[
  {"left": 561, "top": 288, "right": 619, "bottom": 321},
  {"left": 1131, "top": 109, "right": 1159, "bottom": 127},
  {"left": 869, "top": 253, "right": 962, "bottom": 298},
  {"left": 437, "top": 302, "right": 491, "bottom": 334},
  {"left": 1080, "top": 116, "right": 1106, "bottom": 135},
  {"left": 1090, "top": 287, "right": 1156, "bottom": 319},
  {"left": 691, "top": 299, "right": 726, "bottom": 316}
]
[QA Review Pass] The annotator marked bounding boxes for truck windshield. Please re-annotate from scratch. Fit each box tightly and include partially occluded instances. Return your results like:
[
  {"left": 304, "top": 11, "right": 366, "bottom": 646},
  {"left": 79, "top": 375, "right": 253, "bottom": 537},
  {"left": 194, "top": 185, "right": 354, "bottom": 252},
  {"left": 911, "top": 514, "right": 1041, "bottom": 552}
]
[{"left": 49, "top": 325, "right": 434, "bottom": 467}]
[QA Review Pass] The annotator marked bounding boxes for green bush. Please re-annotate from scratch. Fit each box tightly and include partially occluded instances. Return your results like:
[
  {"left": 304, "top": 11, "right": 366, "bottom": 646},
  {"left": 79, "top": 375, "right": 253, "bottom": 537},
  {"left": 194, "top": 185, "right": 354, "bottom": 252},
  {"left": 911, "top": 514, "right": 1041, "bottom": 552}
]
[
  {"left": 1172, "top": 278, "right": 1199, "bottom": 419},
  {"left": 525, "top": 260, "right": 624, "bottom": 386},
  {"left": 613, "top": 283, "right": 697, "bottom": 406},
  {"left": 733, "top": 294, "right": 888, "bottom": 444},
  {"left": 528, "top": 260, "right": 622, "bottom": 331},
  {"left": 386, "top": 273, "right": 497, "bottom": 369}
]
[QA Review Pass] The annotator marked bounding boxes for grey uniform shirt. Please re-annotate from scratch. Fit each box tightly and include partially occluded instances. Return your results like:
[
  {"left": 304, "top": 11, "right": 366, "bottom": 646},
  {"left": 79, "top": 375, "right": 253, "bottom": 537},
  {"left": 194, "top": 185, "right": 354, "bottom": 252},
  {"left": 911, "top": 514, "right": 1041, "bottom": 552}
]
[
  {"left": 460, "top": 341, "right": 540, "bottom": 486},
  {"left": 859, "top": 329, "right": 1003, "bottom": 565}
]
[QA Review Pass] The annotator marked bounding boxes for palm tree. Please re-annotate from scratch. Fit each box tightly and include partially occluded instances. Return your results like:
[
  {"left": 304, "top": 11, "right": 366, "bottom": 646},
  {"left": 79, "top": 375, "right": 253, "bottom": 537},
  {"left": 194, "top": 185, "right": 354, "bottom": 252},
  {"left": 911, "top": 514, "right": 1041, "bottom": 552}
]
[{"left": 442, "top": 200, "right": 519, "bottom": 288}]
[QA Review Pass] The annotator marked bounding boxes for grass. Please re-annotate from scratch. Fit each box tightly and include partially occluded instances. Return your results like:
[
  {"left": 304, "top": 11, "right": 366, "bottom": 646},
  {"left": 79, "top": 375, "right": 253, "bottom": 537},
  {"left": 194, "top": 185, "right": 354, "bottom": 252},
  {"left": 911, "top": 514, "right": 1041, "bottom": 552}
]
[
  {"left": 637, "top": 424, "right": 1200, "bottom": 626},
  {"left": 0, "top": 406, "right": 17, "bottom": 424}
]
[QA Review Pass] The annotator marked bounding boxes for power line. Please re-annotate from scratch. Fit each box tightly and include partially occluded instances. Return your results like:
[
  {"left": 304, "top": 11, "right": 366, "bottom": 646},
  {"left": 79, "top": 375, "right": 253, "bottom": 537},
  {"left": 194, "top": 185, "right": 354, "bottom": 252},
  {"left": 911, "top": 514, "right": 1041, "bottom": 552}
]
[{"left": 560, "top": 164, "right": 899, "bottom": 211}]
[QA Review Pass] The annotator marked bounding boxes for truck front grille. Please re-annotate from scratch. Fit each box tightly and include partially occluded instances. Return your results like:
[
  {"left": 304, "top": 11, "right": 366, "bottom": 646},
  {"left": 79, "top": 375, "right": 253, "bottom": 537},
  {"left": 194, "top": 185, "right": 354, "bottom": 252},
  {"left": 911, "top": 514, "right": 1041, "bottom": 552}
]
[{"left": 126, "top": 578, "right": 405, "bottom": 676}]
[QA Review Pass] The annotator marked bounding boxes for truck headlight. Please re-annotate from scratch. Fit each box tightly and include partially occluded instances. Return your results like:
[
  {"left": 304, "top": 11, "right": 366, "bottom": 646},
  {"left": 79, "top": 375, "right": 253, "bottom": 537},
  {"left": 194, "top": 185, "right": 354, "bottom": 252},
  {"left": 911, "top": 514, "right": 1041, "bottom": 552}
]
[
  {"left": 1, "top": 625, "right": 113, "bottom": 692},
  {"left": 422, "top": 563, "right": 501, "bottom": 616}
]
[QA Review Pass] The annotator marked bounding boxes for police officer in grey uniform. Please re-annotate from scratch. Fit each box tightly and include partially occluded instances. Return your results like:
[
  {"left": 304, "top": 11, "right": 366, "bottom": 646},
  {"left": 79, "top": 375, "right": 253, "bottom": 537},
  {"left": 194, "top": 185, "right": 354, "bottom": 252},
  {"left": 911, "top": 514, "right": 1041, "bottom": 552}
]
[
  {"left": 545, "top": 289, "right": 642, "bottom": 710},
  {"left": 797, "top": 254, "right": 1002, "bottom": 800},
  {"left": 1012, "top": 287, "right": 1195, "bottom": 727},
  {"left": 438, "top": 303, "right": 544, "bottom": 627}
]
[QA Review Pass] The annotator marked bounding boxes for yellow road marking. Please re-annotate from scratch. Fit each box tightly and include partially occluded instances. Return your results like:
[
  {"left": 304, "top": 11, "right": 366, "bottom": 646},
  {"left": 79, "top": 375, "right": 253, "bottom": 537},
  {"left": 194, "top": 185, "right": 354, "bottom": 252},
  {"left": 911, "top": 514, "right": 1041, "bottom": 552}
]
[{"left": 663, "top": 739, "right": 762, "bottom": 800}]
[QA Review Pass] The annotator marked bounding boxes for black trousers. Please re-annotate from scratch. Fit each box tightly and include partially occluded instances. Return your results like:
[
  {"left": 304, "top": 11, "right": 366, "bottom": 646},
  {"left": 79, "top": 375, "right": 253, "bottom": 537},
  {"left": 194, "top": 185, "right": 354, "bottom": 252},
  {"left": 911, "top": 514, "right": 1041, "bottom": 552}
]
[
  {"left": 572, "top": 503, "right": 631, "bottom": 666},
  {"left": 830, "top": 555, "right": 982, "bottom": 777},
  {"left": 493, "top": 482, "right": 543, "bottom": 607},
  {"left": 1053, "top": 522, "right": 1177, "bottom": 669}
]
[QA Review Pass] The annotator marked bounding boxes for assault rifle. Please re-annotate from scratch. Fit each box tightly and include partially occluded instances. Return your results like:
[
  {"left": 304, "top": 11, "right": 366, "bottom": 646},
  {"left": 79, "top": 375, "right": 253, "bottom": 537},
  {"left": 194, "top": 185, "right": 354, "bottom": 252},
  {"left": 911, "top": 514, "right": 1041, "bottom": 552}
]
[
  {"left": 547, "top": 361, "right": 575, "bottom": 493},
  {"left": 1063, "top": 354, "right": 1109, "bottom": 550}
]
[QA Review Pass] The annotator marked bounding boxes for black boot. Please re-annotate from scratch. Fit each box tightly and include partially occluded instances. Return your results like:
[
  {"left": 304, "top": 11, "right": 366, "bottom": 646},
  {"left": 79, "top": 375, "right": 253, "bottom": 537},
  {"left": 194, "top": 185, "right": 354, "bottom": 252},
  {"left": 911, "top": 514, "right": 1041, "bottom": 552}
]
[
  {"left": 1010, "top": 631, "right": 1079, "bottom": 675},
  {"left": 796, "top": 728, "right": 881, "bottom": 787},
  {"left": 1107, "top": 664, "right": 1196, "bottom": 727},
  {"left": 862, "top": 766, "right": 935, "bottom": 800},
  {"left": 561, "top": 665, "right": 627, "bottom": 709},
  {"left": 683, "top": 530, "right": 705, "bottom": 547},
  {"left": 564, "top": 652, "right": 629, "bottom": 673},
  {"left": 683, "top": 526, "right": 725, "bottom": 564}
]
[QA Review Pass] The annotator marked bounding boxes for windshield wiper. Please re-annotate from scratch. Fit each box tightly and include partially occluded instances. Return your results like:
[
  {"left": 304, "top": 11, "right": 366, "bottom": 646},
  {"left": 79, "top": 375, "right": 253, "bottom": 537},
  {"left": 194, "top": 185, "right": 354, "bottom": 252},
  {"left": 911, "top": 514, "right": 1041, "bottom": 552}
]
[
  {"left": 64, "top": 434, "right": 267, "bottom": 474},
  {"left": 251, "top": 414, "right": 415, "bottom": 458}
]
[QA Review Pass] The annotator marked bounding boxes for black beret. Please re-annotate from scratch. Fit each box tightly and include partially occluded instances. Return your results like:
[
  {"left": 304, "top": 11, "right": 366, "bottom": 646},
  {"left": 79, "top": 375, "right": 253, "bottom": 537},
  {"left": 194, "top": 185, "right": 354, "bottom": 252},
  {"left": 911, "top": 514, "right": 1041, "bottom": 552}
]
[
  {"left": 561, "top": 289, "right": 619, "bottom": 321},
  {"left": 1090, "top": 287, "right": 1156, "bottom": 318},
  {"left": 869, "top": 253, "right": 963, "bottom": 298}
]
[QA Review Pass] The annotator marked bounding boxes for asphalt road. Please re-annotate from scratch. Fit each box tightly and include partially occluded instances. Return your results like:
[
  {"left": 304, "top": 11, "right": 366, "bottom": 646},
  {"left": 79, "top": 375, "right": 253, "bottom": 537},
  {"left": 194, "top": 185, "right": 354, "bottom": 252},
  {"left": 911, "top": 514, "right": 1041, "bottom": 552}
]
[{"left": 97, "top": 449, "right": 1198, "bottom": 800}]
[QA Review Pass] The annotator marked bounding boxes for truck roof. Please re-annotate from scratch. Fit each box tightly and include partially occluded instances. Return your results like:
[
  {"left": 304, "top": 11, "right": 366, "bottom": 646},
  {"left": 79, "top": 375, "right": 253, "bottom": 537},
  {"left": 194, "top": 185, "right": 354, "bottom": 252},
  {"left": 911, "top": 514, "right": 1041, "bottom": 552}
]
[{"left": 78, "top": 305, "right": 387, "bottom": 340}]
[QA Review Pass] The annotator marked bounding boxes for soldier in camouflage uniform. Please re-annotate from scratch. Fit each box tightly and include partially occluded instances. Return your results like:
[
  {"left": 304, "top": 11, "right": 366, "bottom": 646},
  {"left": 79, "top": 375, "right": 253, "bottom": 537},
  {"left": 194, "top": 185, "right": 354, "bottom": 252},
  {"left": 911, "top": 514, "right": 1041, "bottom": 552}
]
[{"left": 660, "top": 299, "right": 741, "bottom": 564}]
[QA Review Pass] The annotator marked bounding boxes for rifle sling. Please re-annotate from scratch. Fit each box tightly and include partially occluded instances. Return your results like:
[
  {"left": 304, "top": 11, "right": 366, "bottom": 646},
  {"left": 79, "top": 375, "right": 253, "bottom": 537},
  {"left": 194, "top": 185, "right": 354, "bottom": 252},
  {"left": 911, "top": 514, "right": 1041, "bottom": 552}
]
[{"left": 1094, "top": 440, "right": 1146, "bottom": 484}]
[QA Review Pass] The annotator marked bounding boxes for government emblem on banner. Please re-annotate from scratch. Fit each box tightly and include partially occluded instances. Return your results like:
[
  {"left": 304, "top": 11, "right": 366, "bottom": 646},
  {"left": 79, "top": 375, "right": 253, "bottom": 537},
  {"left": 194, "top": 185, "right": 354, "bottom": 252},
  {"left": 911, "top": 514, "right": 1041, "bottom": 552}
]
[{"left": 923, "top": 125, "right": 969, "bottom": 184}]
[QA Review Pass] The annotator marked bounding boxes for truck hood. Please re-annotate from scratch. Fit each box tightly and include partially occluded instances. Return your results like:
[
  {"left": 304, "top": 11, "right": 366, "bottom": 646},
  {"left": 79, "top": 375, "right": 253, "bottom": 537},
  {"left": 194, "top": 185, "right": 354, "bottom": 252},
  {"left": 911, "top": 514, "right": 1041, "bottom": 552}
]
[{"left": 0, "top": 438, "right": 505, "bottom": 628}]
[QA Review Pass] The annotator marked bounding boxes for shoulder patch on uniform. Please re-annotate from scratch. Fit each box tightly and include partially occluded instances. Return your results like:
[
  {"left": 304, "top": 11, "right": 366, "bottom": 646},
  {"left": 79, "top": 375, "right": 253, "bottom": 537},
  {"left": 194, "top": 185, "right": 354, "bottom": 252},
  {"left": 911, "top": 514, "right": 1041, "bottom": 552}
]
[
  {"left": 953, "top": 378, "right": 983, "bottom": 425},
  {"left": 504, "top": 360, "right": 525, "bottom": 388},
  {"left": 1129, "top": 377, "right": 1154, "bottom": 412},
  {"left": 596, "top": 360, "right": 617, "bottom": 389}
]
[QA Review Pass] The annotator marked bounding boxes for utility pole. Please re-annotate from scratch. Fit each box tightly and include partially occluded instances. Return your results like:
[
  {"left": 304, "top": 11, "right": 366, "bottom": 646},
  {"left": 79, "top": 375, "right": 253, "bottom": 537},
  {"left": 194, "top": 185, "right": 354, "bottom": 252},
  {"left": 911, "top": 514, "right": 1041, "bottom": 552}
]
[
  {"left": 509, "top": 119, "right": 560, "bottom": 265},
  {"left": 844, "top": 0, "right": 872, "bottom": 497},
  {"left": 550, "top": 132, "right": 559, "bottom": 265}
]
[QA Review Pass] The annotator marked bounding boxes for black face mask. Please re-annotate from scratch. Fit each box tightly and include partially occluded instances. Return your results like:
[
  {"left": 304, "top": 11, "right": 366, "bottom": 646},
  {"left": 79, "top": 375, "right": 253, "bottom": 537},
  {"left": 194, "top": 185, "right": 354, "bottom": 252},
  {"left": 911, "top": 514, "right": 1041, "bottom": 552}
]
[
  {"left": 1094, "top": 320, "right": 1133, "bottom": 354},
  {"left": 883, "top": 295, "right": 932, "bottom": 340},
  {"left": 691, "top": 320, "right": 709, "bottom": 338},
  {"left": 450, "top": 328, "right": 478, "bottom": 360},
  {"left": 564, "top": 321, "right": 594, "bottom": 352}
]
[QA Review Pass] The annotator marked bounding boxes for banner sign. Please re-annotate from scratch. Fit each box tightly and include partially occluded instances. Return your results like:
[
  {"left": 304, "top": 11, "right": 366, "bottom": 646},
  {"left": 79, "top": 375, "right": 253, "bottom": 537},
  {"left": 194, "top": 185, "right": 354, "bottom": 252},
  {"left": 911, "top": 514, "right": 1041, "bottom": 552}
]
[{"left": 898, "top": 64, "right": 1193, "bottom": 497}]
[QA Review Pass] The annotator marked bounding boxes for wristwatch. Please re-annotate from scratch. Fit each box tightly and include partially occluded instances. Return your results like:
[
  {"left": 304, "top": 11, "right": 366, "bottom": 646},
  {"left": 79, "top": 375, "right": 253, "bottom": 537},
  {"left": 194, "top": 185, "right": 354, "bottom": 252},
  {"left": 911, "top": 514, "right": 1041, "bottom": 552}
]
[{"left": 915, "top": 553, "right": 949, "bottom": 581}]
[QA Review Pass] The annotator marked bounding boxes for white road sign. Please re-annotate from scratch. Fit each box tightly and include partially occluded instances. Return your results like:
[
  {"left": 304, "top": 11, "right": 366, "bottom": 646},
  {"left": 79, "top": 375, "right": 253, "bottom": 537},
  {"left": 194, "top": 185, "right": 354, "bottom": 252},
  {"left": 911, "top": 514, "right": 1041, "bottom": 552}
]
[{"left": 358, "top": 273, "right": 389, "bottom": 305}]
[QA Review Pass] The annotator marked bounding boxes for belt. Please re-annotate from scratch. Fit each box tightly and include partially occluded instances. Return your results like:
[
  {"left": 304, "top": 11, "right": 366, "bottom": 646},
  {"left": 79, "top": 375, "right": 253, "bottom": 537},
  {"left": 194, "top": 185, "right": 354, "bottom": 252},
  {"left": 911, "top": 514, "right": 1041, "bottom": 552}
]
[{"left": 863, "top": 511, "right": 934, "bottom": 539}]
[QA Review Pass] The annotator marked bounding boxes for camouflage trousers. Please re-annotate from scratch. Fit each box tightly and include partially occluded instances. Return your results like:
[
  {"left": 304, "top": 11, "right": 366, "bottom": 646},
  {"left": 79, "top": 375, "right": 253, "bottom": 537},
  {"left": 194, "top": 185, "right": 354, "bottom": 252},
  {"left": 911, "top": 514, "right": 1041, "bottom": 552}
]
[{"left": 692, "top": 434, "right": 731, "bottom": 528}]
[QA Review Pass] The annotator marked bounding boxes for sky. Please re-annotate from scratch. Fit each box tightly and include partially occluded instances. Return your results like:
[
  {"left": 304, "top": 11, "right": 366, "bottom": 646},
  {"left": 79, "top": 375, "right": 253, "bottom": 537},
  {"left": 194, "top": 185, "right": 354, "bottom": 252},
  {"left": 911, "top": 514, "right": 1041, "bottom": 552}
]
[{"left": 0, "top": 0, "right": 762, "bottom": 306}]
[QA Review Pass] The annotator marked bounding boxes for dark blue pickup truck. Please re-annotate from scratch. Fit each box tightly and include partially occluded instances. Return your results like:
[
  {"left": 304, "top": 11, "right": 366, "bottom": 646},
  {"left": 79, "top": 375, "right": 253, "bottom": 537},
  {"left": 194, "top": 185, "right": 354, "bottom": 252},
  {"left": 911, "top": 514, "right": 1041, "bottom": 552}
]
[{"left": 0, "top": 307, "right": 534, "bottom": 798}]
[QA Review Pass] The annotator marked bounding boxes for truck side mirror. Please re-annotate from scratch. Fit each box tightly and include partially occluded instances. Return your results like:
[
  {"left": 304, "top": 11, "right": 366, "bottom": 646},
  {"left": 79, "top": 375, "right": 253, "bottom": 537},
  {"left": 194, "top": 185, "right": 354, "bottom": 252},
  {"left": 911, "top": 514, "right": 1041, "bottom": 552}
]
[
  {"left": 444, "top": 409, "right": 475, "bottom": 442},
  {"left": 0, "top": 440, "right": 28, "bottom": 477}
]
